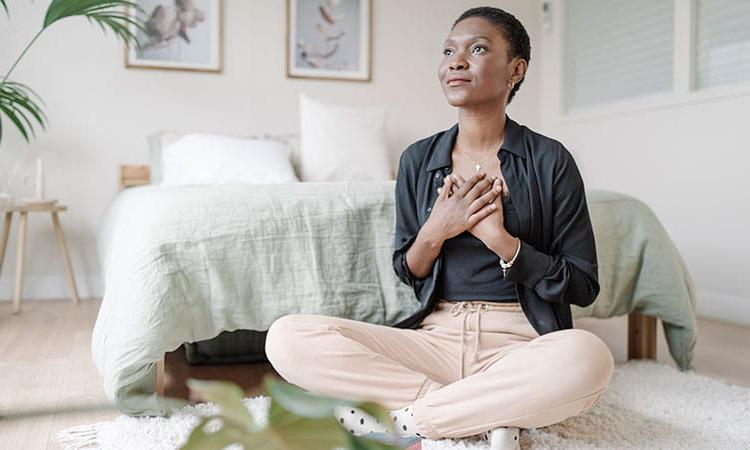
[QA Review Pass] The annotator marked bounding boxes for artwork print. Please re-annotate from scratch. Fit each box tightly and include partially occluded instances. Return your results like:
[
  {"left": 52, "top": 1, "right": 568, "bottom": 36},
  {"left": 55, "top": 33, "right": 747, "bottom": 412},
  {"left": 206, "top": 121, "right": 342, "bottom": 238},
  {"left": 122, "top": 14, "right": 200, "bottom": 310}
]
[
  {"left": 286, "top": 0, "right": 371, "bottom": 81},
  {"left": 125, "top": 0, "right": 222, "bottom": 72}
]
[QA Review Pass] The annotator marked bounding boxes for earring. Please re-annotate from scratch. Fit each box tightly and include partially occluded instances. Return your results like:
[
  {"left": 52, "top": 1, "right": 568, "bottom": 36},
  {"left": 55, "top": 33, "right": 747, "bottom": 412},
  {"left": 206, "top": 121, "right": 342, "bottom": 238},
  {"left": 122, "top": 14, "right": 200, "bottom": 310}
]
[{"left": 508, "top": 80, "right": 515, "bottom": 89}]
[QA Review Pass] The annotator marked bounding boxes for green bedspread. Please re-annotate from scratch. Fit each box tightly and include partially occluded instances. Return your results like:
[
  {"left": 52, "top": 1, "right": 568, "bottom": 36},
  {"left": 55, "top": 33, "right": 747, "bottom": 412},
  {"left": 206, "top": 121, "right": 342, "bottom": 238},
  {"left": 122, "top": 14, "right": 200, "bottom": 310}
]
[{"left": 94, "top": 182, "right": 696, "bottom": 416}]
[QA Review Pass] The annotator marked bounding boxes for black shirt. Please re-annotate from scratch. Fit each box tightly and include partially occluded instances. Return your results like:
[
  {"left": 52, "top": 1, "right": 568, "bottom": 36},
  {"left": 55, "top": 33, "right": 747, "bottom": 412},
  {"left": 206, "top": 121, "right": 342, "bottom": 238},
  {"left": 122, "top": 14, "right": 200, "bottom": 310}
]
[
  {"left": 390, "top": 113, "right": 600, "bottom": 336},
  {"left": 436, "top": 194, "right": 520, "bottom": 302}
]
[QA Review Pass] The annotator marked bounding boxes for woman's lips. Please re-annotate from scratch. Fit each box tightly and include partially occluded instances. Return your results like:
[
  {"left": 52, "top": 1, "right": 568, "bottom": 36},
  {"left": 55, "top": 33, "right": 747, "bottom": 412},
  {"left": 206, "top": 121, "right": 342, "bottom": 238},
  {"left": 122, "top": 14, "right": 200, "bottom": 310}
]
[{"left": 447, "top": 79, "right": 470, "bottom": 85}]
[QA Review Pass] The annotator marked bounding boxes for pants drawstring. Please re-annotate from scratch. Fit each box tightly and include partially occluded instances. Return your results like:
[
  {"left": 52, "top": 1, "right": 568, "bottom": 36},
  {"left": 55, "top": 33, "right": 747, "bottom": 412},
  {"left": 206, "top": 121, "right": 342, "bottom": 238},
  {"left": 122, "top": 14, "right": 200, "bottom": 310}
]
[{"left": 449, "top": 302, "right": 487, "bottom": 379}]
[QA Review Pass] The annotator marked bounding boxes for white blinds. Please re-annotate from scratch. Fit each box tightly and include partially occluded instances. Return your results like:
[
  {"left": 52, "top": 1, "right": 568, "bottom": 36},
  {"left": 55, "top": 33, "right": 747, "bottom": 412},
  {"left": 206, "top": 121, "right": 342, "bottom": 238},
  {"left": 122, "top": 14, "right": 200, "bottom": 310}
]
[
  {"left": 564, "top": 0, "right": 675, "bottom": 110},
  {"left": 695, "top": 0, "right": 750, "bottom": 89}
]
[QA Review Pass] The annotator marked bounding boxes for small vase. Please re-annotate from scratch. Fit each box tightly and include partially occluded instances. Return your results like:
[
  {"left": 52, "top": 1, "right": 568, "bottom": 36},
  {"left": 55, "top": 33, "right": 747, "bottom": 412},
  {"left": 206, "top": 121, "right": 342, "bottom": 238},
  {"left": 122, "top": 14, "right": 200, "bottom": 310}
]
[{"left": 0, "top": 191, "right": 13, "bottom": 208}]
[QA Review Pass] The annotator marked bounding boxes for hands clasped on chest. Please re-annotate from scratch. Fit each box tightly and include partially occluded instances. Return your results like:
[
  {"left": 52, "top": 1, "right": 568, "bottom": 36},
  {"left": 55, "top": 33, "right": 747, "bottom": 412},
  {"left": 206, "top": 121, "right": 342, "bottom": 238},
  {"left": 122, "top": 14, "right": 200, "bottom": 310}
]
[{"left": 425, "top": 171, "right": 519, "bottom": 260}]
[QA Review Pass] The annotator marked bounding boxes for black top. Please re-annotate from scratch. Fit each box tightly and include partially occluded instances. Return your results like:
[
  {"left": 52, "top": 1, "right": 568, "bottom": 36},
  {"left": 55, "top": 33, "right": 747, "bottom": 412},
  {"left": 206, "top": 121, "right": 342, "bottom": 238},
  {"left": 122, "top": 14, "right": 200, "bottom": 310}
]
[
  {"left": 436, "top": 194, "right": 520, "bottom": 302},
  {"left": 390, "top": 113, "right": 600, "bottom": 336}
]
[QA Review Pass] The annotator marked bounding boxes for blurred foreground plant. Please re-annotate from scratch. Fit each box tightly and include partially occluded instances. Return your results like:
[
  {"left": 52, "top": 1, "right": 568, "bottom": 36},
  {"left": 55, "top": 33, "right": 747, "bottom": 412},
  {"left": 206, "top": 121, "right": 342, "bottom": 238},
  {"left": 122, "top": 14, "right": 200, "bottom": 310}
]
[{"left": 182, "top": 374, "right": 412, "bottom": 450}]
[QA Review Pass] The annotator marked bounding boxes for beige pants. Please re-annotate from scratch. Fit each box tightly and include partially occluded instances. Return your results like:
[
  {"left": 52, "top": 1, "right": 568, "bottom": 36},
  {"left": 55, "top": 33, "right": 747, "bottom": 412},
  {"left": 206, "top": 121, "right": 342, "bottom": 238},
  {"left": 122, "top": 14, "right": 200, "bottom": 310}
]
[{"left": 265, "top": 298, "right": 615, "bottom": 439}]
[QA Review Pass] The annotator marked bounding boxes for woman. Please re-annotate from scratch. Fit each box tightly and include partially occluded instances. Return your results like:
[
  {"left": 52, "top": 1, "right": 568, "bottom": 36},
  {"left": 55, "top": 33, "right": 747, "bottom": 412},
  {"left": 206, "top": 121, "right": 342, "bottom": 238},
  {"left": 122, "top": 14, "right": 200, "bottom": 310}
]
[{"left": 265, "top": 6, "right": 615, "bottom": 449}]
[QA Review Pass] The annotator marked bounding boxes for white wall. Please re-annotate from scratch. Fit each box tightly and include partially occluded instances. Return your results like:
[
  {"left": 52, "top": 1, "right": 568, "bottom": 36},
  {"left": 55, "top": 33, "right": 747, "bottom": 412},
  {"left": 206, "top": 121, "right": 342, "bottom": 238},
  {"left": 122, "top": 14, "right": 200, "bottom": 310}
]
[
  {"left": 536, "top": 0, "right": 750, "bottom": 326},
  {"left": 0, "top": 1, "right": 542, "bottom": 301}
]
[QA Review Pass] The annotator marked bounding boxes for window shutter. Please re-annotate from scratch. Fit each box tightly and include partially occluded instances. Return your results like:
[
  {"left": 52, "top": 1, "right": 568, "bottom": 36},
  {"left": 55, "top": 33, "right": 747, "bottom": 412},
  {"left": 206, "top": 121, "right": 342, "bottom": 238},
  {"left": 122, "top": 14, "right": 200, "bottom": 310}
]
[
  {"left": 695, "top": 0, "right": 750, "bottom": 89},
  {"left": 564, "top": 0, "right": 675, "bottom": 110}
]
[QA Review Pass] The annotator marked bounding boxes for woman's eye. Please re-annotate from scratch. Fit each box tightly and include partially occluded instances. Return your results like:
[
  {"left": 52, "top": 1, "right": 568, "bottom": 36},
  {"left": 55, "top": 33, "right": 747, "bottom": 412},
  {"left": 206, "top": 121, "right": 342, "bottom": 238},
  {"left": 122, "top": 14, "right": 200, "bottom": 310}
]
[{"left": 443, "top": 46, "right": 485, "bottom": 56}]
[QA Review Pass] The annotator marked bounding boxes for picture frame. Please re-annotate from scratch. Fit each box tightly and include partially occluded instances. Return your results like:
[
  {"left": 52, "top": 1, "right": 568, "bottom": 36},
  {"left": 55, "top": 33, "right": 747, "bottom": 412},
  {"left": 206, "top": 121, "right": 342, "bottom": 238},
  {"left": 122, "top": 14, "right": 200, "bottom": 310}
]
[
  {"left": 285, "top": 0, "right": 372, "bottom": 82},
  {"left": 124, "top": 0, "right": 223, "bottom": 73}
]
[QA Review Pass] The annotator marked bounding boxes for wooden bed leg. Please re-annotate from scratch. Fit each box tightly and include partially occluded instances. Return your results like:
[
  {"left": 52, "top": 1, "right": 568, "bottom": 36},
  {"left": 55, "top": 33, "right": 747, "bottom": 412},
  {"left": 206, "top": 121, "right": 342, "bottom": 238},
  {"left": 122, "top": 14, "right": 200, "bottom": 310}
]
[
  {"left": 628, "top": 311, "right": 657, "bottom": 360},
  {"left": 156, "top": 356, "right": 165, "bottom": 397}
]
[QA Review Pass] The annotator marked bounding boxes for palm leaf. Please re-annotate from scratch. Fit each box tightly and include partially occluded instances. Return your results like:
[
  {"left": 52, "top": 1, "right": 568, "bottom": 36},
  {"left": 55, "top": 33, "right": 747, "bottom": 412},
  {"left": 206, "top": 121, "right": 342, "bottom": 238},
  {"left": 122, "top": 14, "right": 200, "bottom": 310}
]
[
  {"left": 0, "top": 81, "right": 48, "bottom": 143},
  {"left": 43, "top": 0, "right": 147, "bottom": 50}
]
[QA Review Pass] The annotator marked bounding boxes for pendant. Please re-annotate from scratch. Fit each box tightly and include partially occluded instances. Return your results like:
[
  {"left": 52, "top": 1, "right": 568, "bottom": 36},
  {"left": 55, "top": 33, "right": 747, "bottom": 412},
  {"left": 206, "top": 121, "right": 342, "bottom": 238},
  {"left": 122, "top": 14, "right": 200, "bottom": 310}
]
[{"left": 475, "top": 163, "right": 481, "bottom": 171}]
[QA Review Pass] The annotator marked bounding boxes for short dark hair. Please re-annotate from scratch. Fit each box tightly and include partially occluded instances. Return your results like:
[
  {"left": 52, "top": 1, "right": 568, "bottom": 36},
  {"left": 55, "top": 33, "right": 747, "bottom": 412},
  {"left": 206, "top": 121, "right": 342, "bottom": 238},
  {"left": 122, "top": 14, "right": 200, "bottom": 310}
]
[{"left": 452, "top": 6, "right": 531, "bottom": 105}]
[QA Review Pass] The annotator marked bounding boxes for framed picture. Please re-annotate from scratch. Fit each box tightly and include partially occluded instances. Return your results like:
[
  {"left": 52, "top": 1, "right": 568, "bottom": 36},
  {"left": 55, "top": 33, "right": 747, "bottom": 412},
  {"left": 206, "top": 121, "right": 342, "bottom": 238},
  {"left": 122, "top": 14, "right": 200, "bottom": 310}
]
[
  {"left": 124, "top": 0, "right": 223, "bottom": 73},
  {"left": 286, "top": 0, "right": 372, "bottom": 81}
]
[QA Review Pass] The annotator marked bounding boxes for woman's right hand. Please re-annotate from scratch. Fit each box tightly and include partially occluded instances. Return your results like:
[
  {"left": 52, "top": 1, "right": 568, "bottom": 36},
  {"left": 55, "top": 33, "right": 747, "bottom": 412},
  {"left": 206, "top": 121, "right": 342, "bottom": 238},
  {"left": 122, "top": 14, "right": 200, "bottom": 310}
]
[{"left": 423, "top": 171, "right": 502, "bottom": 242}]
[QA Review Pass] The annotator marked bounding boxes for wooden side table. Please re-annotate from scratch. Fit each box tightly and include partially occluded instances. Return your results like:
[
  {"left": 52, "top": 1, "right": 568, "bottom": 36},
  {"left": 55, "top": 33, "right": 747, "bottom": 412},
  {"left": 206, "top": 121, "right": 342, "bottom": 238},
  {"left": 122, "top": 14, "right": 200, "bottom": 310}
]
[{"left": 0, "top": 203, "right": 80, "bottom": 314}]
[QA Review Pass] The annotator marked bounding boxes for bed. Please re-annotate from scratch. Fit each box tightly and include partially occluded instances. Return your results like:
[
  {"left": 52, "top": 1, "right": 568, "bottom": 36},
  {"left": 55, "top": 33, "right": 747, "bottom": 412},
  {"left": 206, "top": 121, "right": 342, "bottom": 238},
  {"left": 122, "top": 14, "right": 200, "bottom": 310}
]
[{"left": 92, "top": 164, "right": 697, "bottom": 417}]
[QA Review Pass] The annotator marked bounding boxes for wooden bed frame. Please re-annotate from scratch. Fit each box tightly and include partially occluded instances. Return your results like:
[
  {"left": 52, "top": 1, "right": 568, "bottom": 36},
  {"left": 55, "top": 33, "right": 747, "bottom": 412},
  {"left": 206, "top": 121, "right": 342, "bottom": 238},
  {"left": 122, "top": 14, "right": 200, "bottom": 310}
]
[{"left": 117, "top": 164, "right": 658, "bottom": 400}]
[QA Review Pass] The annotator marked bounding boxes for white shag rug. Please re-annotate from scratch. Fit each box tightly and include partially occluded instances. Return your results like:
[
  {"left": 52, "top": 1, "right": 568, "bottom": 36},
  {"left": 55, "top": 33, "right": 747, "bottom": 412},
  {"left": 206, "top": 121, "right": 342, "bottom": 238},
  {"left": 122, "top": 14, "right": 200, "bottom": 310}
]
[{"left": 57, "top": 360, "right": 750, "bottom": 449}]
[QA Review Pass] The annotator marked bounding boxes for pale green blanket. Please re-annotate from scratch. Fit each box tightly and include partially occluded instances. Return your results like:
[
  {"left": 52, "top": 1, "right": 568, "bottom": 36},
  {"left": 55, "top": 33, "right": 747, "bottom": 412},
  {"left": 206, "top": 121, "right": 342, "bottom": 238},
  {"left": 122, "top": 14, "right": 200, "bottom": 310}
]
[{"left": 94, "top": 182, "right": 696, "bottom": 416}]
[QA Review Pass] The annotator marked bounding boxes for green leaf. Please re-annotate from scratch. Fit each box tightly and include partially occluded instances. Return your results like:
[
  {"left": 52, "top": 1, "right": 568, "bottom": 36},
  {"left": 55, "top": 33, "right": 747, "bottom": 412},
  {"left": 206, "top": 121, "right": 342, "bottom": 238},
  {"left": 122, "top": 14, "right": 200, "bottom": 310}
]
[
  {"left": 0, "top": 83, "right": 47, "bottom": 125},
  {"left": 0, "top": 0, "right": 8, "bottom": 18},
  {"left": 43, "top": 0, "right": 147, "bottom": 49},
  {"left": 0, "top": 102, "right": 29, "bottom": 141},
  {"left": 0, "top": 80, "right": 48, "bottom": 143},
  {"left": 182, "top": 376, "right": 405, "bottom": 450},
  {"left": 266, "top": 396, "right": 352, "bottom": 449},
  {"left": 181, "top": 416, "right": 248, "bottom": 450},
  {"left": 185, "top": 378, "right": 259, "bottom": 430},
  {"left": 264, "top": 375, "right": 348, "bottom": 419},
  {"left": 263, "top": 375, "right": 396, "bottom": 434}
]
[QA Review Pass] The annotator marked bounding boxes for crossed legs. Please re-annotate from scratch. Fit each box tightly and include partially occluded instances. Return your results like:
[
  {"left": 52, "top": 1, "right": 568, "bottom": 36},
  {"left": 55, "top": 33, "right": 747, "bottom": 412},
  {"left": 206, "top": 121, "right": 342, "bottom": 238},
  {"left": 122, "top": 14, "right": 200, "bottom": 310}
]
[{"left": 264, "top": 312, "right": 614, "bottom": 440}]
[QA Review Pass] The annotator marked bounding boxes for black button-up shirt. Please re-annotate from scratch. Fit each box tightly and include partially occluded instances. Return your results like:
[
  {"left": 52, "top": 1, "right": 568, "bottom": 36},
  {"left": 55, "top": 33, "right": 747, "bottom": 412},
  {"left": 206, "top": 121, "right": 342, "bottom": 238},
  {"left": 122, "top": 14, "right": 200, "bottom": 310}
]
[{"left": 390, "top": 113, "right": 600, "bottom": 335}]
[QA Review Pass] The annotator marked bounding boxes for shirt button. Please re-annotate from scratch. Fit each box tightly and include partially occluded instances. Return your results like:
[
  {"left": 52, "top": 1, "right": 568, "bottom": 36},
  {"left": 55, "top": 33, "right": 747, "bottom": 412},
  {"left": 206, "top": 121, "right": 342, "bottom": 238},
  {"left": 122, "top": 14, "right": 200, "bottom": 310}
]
[{"left": 427, "top": 207, "right": 432, "bottom": 212}]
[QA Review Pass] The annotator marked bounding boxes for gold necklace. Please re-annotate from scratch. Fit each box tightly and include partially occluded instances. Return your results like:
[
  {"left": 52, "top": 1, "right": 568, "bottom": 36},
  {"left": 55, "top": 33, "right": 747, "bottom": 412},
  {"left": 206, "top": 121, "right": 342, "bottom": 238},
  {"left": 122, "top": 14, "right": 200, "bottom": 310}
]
[
  {"left": 460, "top": 146, "right": 502, "bottom": 172},
  {"left": 456, "top": 135, "right": 505, "bottom": 171}
]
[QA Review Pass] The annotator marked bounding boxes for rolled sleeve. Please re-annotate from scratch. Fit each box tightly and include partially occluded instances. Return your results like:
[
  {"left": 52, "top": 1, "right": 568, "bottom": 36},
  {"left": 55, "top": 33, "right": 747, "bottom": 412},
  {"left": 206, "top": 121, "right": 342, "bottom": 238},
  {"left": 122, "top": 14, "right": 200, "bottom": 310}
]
[
  {"left": 504, "top": 144, "right": 600, "bottom": 308},
  {"left": 392, "top": 149, "right": 428, "bottom": 290},
  {"left": 503, "top": 239, "right": 553, "bottom": 288}
]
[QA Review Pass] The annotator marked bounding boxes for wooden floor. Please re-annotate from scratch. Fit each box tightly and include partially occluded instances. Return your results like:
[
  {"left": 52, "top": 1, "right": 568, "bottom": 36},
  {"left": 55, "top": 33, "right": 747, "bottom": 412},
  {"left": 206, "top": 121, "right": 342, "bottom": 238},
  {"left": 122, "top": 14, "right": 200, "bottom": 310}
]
[{"left": 1, "top": 298, "right": 748, "bottom": 450}]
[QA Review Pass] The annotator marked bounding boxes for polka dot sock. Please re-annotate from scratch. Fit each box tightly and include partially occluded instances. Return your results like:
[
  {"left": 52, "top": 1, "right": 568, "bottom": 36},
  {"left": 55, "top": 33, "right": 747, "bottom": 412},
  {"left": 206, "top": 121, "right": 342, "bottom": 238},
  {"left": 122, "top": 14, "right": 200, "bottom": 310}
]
[
  {"left": 387, "top": 404, "right": 422, "bottom": 438},
  {"left": 480, "top": 426, "right": 520, "bottom": 449},
  {"left": 333, "top": 404, "right": 424, "bottom": 438}
]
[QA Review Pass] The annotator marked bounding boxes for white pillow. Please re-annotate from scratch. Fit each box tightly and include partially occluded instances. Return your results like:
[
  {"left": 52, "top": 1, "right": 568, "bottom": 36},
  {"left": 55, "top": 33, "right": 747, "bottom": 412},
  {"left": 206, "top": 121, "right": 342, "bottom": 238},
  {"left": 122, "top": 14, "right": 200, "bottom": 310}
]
[
  {"left": 148, "top": 131, "right": 181, "bottom": 184},
  {"left": 298, "top": 93, "right": 391, "bottom": 182},
  {"left": 148, "top": 131, "right": 301, "bottom": 184},
  {"left": 160, "top": 133, "right": 299, "bottom": 186}
]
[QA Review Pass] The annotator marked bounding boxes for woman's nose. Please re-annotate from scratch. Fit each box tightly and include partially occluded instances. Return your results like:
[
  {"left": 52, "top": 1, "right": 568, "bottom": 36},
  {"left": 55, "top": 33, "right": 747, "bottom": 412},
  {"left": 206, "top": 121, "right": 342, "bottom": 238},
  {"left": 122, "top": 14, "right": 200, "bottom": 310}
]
[{"left": 449, "top": 59, "right": 468, "bottom": 70}]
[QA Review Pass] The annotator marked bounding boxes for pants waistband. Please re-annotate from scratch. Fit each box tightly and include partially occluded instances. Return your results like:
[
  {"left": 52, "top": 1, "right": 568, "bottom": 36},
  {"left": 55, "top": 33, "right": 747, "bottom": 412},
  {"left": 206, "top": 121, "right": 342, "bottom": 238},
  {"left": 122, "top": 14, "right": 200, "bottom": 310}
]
[
  {"left": 435, "top": 298, "right": 522, "bottom": 311},
  {"left": 433, "top": 299, "right": 523, "bottom": 379}
]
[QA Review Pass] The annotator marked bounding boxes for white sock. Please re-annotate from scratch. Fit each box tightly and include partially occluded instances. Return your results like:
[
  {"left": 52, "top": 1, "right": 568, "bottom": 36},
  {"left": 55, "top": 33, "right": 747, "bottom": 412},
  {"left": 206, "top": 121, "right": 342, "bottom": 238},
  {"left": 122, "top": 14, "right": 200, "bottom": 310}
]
[
  {"left": 333, "top": 404, "right": 424, "bottom": 438},
  {"left": 388, "top": 404, "right": 422, "bottom": 438},
  {"left": 480, "top": 426, "right": 520, "bottom": 447}
]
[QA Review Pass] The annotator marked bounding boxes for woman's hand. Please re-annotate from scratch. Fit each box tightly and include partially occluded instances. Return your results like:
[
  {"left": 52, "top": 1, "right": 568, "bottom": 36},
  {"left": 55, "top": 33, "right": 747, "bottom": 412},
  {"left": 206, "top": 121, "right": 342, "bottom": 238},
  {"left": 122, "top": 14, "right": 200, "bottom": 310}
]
[
  {"left": 449, "top": 173, "right": 511, "bottom": 253},
  {"left": 422, "top": 171, "right": 500, "bottom": 242},
  {"left": 468, "top": 177, "right": 506, "bottom": 245}
]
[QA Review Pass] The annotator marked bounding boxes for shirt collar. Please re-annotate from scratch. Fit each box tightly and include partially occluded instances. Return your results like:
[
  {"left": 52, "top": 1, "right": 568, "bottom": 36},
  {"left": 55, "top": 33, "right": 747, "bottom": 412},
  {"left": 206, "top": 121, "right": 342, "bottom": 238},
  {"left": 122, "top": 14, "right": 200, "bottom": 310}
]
[{"left": 425, "top": 113, "right": 526, "bottom": 172}]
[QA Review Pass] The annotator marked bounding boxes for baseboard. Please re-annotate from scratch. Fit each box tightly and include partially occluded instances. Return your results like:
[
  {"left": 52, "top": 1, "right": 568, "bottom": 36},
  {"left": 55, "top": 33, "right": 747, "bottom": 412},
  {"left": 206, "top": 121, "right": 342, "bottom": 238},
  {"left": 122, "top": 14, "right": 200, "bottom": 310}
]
[{"left": 696, "top": 290, "right": 750, "bottom": 327}]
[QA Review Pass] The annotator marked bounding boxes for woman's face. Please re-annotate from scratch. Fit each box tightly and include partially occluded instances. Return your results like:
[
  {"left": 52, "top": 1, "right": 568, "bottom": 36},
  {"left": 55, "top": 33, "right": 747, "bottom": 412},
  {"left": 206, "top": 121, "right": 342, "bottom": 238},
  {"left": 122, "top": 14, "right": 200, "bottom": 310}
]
[{"left": 438, "top": 17, "right": 522, "bottom": 108}]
